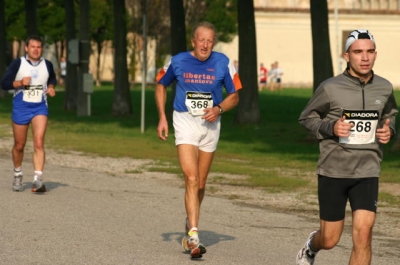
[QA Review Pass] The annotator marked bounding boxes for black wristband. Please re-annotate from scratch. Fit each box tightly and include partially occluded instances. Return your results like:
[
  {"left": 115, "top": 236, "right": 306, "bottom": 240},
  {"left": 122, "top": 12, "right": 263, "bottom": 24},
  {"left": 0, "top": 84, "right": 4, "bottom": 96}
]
[{"left": 217, "top": 105, "right": 223, "bottom": 114}]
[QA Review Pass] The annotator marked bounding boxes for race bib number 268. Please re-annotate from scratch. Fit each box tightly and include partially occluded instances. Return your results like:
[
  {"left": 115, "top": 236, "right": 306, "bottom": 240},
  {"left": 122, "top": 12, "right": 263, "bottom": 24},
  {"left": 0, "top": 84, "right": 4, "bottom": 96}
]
[{"left": 339, "top": 109, "right": 379, "bottom": 144}]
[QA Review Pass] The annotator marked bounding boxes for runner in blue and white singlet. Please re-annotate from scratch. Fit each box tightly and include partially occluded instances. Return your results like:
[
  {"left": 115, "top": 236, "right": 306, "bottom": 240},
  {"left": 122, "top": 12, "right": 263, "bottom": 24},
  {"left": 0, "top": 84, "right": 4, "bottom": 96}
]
[
  {"left": 6, "top": 56, "right": 56, "bottom": 125},
  {"left": 1, "top": 35, "right": 56, "bottom": 193}
]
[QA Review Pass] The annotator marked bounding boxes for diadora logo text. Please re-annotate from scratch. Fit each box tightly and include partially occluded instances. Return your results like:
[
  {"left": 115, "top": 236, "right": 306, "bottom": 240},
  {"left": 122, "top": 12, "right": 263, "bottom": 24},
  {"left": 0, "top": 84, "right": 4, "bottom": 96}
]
[
  {"left": 187, "top": 93, "right": 212, "bottom": 99},
  {"left": 344, "top": 112, "right": 378, "bottom": 118}
]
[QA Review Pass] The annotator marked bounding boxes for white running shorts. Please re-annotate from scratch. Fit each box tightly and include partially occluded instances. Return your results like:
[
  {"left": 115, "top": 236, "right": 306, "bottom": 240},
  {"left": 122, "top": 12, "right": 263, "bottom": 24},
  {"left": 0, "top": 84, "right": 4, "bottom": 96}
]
[{"left": 173, "top": 110, "right": 221, "bottom": 152}]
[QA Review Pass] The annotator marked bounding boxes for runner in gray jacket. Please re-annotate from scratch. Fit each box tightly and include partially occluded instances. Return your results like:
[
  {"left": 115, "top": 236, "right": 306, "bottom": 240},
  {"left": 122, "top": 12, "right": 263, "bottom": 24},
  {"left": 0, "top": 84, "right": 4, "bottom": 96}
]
[{"left": 296, "top": 29, "right": 398, "bottom": 265}]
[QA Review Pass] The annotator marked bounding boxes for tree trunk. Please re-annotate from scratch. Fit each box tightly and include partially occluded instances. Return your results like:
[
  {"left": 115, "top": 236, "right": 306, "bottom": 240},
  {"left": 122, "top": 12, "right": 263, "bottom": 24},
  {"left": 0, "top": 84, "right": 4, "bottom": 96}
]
[
  {"left": 234, "top": 0, "right": 260, "bottom": 125},
  {"left": 112, "top": 0, "right": 132, "bottom": 116},
  {"left": 168, "top": 0, "right": 186, "bottom": 116},
  {"left": 77, "top": 0, "right": 91, "bottom": 116},
  {"left": 310, "top": 0, "right": 333, "bottom": 92},
  {"left": 0, "top": 0, "right": 9, "bottom": 98},
  {"left": 95, "top": 40, "right": 102, "bottom": 87},
  {"left": 25, "top": 0, "right": 38, "bottom": 36},
  {"left": 64, "top": 0, "right": 78, "bottom": 111}
]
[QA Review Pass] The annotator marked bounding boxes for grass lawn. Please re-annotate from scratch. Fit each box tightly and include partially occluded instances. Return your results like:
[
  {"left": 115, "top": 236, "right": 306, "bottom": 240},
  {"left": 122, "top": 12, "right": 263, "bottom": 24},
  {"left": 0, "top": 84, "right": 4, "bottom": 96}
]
[{"left": 0, "top": 85, "right": 399, "bottom": 203}]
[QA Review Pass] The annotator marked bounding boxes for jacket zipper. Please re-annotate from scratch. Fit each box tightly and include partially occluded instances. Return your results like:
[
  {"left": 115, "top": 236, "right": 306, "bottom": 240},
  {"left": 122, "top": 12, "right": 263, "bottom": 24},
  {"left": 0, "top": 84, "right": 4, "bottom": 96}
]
[{"left": 361, "top": 83, "right": 365, "bottom": 110}]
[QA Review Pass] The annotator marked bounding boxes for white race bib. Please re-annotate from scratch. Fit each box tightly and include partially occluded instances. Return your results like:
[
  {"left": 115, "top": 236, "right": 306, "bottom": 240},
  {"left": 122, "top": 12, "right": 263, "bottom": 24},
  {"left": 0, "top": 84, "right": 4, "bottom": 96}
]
[
  {"left": 339, "top": 109, "right": 379, "bottom": 144},
  {"left": 185, "top": 92, "right": 213, "bottom": 116},
  {"left": 23, "top": 85, "right": 44, "bottom": 103}
]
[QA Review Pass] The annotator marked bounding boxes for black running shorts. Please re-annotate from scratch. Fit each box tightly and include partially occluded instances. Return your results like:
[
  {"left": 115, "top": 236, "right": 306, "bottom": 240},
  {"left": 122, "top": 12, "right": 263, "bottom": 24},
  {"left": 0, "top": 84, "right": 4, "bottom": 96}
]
[{"left": 318, "top": 175, "right": 378, "bottom": 221}]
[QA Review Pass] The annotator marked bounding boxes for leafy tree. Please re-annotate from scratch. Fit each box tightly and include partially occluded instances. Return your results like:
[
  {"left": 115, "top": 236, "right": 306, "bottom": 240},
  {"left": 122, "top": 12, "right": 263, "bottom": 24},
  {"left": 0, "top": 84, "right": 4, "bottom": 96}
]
[
  {"left": 126, "top": 0, "right": 170, "bottom": 78},
  {"left": 4, "top": 0, "right": 25, "bottom": 41},
  {"left": 234, "top": 0, "right": 259, "bottom": 125},
  {"left": 184, "top": 0, "right": 237, "bottom": 46},
  {"left": 111, "top": 0, "right": 131, "bottom": 116},
  {"left": 88, "top": 0, "right": 113, "bottom": 86},
  {"left": 310, "top": 0, "right": 333, "bottom": 92},
  {"left": 128, "top": 0, "right": 238, "bottom": 70},
  {"left": 37, "top": 0, "right": 66, "bottom": 43},
  {"left": 144, "top": 0, "right": 170, "bottom": 68}
]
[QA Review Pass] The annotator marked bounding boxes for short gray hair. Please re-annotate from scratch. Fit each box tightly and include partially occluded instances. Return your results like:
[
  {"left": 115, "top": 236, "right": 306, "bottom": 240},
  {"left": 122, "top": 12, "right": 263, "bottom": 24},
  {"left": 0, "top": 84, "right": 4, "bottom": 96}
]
[{"left": 191, "top": 21, "right": 217, "bottom": 41}]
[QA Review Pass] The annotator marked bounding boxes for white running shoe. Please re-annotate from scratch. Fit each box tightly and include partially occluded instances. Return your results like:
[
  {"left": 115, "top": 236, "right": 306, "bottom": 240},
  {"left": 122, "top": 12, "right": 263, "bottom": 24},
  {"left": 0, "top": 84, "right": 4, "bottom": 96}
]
[
  {"left": 12, "top": 174, "right": 24, "bottom": 192},
  {"left": 31, "top": 179, "right": 46, "bottom": 192},
  {"left": 296, "top": 231, "right": 317, "bottom": 265},
  {"left": 182, "top": 219, "right": 206, "bottom": 256},
  {"left": 187, "top": 232, "right": 202, "bottom": 259},
  {"left": 182, "top": 218, "right": 191, "bottom": 253}
]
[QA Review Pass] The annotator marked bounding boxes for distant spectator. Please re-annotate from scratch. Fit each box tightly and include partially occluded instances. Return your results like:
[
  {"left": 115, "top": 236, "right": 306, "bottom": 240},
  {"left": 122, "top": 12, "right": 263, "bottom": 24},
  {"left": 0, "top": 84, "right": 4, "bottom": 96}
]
[
  {"left": 259, "top": 63, "right": 268, "bottom": 91},
  {"left": 268, "top": 62, "right": 276, "bottom": 91},
  {"left": 275, "top": 61, "right": 284, "bottom": 90},
  {"left": 59, "top": 56, "right": 66, "bottom": 86}
]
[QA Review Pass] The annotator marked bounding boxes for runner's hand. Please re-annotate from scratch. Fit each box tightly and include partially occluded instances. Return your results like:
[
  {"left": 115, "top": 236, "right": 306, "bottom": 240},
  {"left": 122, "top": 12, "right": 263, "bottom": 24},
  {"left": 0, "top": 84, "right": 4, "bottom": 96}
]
[
  {"left": 202, "top": 106, "right": 220, "bottom": 122},
  {"left": 157, "top": 118, "right": 169, "bottom": 141},
  {"left": 334, "top": 116, "right": 354, "bottom": 137},
  {"left": 21, "top": 76, "right": 31, "bottom": 86},
  {"left": 376, "top": 119, "right": 391, "bottom": 144},
  {"left": 46, "top": 86, "right": 56, "bottom": 97}
]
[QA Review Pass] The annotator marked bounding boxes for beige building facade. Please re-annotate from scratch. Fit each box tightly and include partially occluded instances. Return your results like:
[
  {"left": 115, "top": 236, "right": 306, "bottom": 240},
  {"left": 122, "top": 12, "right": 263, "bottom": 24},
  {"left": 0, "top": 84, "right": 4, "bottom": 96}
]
[
  {"left": 44, "top": 0, "right": 399, "bottom": 88},
  {"left": 215, "top": 0, "right": 400, "bottom": 88}
]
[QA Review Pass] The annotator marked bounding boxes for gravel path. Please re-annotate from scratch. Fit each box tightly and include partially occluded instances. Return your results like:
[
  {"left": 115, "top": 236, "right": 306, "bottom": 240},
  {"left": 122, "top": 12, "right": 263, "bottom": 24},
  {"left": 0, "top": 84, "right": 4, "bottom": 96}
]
[{"left": 1, "top": 135, "right": 399, "bottom": 264}]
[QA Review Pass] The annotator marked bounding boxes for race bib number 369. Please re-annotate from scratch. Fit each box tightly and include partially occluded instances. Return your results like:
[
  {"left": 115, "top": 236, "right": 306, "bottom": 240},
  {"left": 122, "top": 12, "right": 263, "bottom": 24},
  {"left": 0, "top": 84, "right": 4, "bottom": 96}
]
[
  {"left": 339, "top": 109, "right": 379, "bottom": 144},
  {"left": 185, "top": 92, "right": 213, "bottom": 116}
]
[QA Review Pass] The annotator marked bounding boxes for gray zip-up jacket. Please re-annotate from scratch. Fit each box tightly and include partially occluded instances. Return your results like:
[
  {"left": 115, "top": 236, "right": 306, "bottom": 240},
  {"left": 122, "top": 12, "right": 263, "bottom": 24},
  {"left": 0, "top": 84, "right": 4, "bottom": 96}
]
[{"left": 299, "top": 70, "right": 398, "bottom": 179}]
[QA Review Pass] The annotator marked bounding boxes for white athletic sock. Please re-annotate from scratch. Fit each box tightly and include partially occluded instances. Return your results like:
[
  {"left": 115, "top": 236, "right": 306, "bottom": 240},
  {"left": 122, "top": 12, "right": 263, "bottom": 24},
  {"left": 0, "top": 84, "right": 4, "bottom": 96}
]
[
  {"left": 188, "top": 227, "right": 199, "bottom": 237},
  {"left": 14, "top": 167, "right": 23, "bottom": 176},
  {"left": 34, "top": 171, "right": 43, "bottom": 181}
]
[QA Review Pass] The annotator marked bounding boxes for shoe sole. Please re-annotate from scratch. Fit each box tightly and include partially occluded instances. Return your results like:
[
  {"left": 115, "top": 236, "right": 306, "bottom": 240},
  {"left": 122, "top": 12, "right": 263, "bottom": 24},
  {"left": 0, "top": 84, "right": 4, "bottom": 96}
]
[
  {"left": 32, "top": 184, "right": 46, "bottom": 193},
  {"left": 184, "top": 218, "right": 206, "bottom": 258},
  {"left": 12, "top": 186, "right": 24, "bottom": 192},
  {"left": 190, "top": 247, "right": 202, "bottom": 259},
  {"left": 182, "top": 237, "right": 207, "bottom": 255},
  {"left": 182, "top": 236, "right": 191, "bottom": 253},
  {"left": 188, "top": 241, "right": 206, "bottom": 259},
  {"left": 198, "top": 244, "right": 206, "bottom": 254}
]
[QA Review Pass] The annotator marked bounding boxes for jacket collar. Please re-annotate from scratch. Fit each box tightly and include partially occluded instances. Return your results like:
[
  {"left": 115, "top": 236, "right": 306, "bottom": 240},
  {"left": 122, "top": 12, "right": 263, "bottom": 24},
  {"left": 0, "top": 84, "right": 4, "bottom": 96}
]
[{"left": 343, "top": 67, "right": 374, "bottom": 86}]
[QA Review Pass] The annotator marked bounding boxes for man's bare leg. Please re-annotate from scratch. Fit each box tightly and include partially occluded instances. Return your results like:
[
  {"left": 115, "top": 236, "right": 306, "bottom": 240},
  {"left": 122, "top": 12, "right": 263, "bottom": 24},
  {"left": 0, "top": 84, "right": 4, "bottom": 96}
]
[
  {"left": 197, "top": 150, "right": 214, "bottom": 207},
  {"left": 297, "top": 218, "right": 344, "bottom": 264},
  {"left": 31, "top": 115, "right": 48, "bottom": 171},
  {"left": 312, "top": 219, "right": 344, "bottom": 251},
  {"left": 178, "top": 144, "right": 200, "bottom": 229},
  {"left": 11, "top": 122, "right": 29, "bottom": 191},
  {"left": 12, "top": 123, "right": 29, "bottom": 169},
  {"left": 179, "top": 148, "right": 214, "bottom": 228},
  {"left": 348, "top": 210, "right": 375, "bottom": 265}
]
